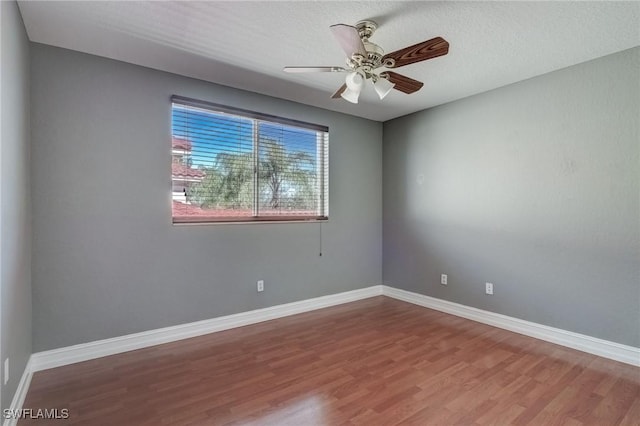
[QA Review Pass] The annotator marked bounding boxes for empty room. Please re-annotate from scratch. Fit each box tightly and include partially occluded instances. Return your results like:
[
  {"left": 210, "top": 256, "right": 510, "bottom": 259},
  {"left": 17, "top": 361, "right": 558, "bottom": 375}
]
[{"left": 1, "top": 1, "right": 639, "bottom": 425}]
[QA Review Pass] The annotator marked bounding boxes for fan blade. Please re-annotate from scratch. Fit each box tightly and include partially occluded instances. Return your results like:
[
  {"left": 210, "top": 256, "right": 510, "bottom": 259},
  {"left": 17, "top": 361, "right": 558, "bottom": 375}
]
[
  {"left": 382, "top": 37, "right": 449, "bottom": 68},
  {"left": 381, "top": 71, "right": 424, "bottom": 94},
  {"left": 283, "top": 66, "right": 346, "bottom": 73},
  {"left": 331, "top": 84, "right": 347, "bottom": 99},
  {"left": 330, "top": 24, "right": 366, "bottom": 57}
]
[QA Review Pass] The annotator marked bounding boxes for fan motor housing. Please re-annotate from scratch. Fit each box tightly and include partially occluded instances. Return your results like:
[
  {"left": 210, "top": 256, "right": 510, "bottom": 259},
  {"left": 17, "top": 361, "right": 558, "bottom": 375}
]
[
  {"left": 363, "top": 41, "right": 383, "bottom": 63},
  {"left": 349, "top": 20, "right": 390, "bottom": 75}
]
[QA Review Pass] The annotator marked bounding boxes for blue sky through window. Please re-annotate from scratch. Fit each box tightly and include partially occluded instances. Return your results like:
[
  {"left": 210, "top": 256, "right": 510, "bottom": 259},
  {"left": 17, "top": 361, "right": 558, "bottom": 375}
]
[{"left": 172, "top": 105, "right": 318, "bottom": 169}]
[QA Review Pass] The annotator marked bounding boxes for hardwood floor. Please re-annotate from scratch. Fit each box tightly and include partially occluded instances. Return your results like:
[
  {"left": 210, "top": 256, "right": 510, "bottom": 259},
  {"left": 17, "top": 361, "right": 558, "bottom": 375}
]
[{"left": 20, "top": 297, "right": 639, "bottom": 425}]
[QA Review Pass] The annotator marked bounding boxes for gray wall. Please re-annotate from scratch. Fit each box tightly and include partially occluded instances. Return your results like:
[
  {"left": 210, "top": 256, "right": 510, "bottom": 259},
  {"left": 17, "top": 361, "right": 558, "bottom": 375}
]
[
  {"left": 1, "top": 0, "right": 32, "bottom": 411},
  {"left": 383, "top": 47, "right": 640, "bottom": 347},
  {"left": 31, "top": 44, "right": 382, "bottom": 352}
]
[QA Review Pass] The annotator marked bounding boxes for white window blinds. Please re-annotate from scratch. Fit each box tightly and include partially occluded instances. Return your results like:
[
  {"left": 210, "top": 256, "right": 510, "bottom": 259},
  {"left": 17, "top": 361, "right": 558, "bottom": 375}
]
[{"left": 171, "top": 96, "right": 329, "bottom": 223}]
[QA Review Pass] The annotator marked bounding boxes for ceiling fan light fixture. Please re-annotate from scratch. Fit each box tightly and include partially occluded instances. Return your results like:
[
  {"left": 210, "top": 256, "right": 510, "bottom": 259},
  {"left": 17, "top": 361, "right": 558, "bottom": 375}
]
[
  {"left": 345, "top": 71, "right": 364, "bottom": 90},
  {"left": 341, "top": 71, "right": 365, "bottom": 104},
  {"left": 373, "top": 76, "right": 395, "bottom": 100},
  {"left": 340, "top": 87, "right": 361, "bottom": 104}
]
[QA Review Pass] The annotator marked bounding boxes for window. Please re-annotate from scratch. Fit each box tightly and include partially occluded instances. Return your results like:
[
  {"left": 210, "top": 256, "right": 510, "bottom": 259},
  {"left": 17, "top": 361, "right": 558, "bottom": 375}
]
[{"left": 171, "top": 96, "right": 329, "bottom": 223}]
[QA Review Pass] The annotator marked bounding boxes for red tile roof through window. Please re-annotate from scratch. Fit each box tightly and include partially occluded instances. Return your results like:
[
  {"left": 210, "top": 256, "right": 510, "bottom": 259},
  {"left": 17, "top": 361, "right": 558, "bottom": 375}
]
[
  {"left": 172, "top": 163, "right": 206, "bottom": 178},
  {"left": 172, "top": 201, "right": 207, "bottom": 215},
  {"left": 172, "top": 137, "right": 192, "bottom": 151}
]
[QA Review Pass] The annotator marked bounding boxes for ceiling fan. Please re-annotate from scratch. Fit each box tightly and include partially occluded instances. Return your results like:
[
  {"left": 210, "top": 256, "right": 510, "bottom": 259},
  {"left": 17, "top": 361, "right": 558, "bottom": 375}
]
[{"left": 283, "top": 20, "right": 449, "bottom": 104}]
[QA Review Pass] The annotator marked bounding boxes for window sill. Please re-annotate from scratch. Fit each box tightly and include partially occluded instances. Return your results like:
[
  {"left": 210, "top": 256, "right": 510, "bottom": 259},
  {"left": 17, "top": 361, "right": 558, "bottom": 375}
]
[{"left": 172, "top": 216, "right": 328, "bottom": 226}]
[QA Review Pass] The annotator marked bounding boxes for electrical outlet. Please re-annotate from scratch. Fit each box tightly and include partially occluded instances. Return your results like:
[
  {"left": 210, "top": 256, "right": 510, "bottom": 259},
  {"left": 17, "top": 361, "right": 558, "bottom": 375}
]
[
  {"left": 4, "top": 358, "right": 8, "bottom": 385},
  {"left": 485, "top": 282, "right": 494, "bottom": 295},
  {"left": 257, "top": 280, "right": 264, "bottom": 292},
  {"left": 441, "top": 274, "right": 448, "bottom": 285}
]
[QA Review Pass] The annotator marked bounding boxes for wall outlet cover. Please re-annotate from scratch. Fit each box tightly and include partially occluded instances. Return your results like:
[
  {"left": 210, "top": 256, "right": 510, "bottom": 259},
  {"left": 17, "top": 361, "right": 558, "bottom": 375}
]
[{"left": 486, "top": 282, "right": 494, "bottom": 295}]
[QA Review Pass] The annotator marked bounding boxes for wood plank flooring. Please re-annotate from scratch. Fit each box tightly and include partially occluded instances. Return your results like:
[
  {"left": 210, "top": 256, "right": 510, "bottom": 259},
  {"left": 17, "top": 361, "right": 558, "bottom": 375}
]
[{"left": 20, "top": 297, "right": 640, "bottom": 425}]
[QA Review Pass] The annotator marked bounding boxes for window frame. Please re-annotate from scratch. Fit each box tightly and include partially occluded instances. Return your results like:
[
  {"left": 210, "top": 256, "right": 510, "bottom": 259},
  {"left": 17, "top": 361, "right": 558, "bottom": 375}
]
[{"left": 171, "top": 95, "right": 329, "bottom": 225}]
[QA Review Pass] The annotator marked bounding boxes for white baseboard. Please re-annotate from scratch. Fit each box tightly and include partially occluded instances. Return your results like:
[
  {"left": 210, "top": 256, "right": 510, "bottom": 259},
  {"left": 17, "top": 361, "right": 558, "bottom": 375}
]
[
  {"left": 7, "top": 284, "right": 637, "bottom": 422},
  {"left": 27, "top": 285, "right": 640, "bottom": 372},
  {"left": 2, "top": 359, "right": 33, "bottom": 426},
  {"left": 382, "top": 285, "right": 640, "bottom": 367},
  {"left": 30, "top": 285, "right": 383, "bottom": 372}
]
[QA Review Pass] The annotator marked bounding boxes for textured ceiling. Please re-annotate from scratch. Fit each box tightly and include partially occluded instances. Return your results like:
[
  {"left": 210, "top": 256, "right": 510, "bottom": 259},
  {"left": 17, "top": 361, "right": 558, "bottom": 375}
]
[{"left": 17, "top": 1, "right": 640, "bottom": 122}]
